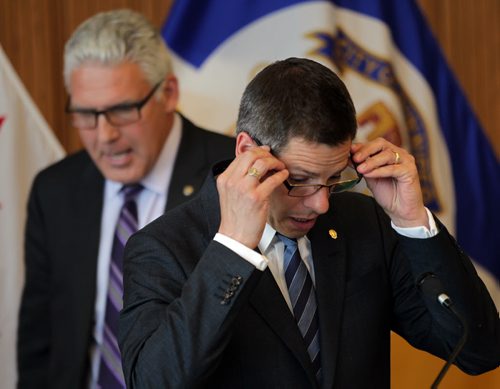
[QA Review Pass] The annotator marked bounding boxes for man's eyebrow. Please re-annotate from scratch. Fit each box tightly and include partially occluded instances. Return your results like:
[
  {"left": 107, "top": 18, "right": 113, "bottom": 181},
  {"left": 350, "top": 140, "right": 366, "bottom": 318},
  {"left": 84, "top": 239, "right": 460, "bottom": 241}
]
[
  {"left": 288, "top": 161, "right": 350, "bottom": 179},
  {"left": 104, "top": 101, "right": 138, "bottom": 110},
  {"left": 68, "top": 99, "right": 137, "bottom": 112},
  {"left": 75, "top": 101, "right": 136, "bottom": 112},
  {"left": 287, "top": 168, "right": 320, "bottom": 177}
]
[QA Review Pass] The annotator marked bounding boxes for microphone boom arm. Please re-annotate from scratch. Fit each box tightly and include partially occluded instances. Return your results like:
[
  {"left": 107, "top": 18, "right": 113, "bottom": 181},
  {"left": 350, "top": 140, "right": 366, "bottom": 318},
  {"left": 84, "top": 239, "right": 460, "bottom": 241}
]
[{"left": 417, "top": 273, "right": 469, "bottom": 389}]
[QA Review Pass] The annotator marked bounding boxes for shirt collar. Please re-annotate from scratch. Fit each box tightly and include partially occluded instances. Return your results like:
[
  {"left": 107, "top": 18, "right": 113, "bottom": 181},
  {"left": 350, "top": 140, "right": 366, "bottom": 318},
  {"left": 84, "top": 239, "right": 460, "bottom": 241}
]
[
  {"left": 141, "top": 112, "right": 182, "bottom": 195},
  {"left": 259, "top": 223, "right": 277, "bottom": 253},
  {"left": 259, "top": 223, "right": 311, "bottom": 253}
]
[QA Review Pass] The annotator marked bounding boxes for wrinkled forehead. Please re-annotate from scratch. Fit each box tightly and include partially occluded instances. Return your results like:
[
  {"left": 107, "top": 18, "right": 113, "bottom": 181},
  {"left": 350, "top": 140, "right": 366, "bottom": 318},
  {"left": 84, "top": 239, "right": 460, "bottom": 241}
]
[
  {"left": 279, "top": 136, "right": 351, "bottom": 155},
  {"left": 278, "top": 137, "right": 352, "bottom": 173},
  {"left": 69, "top": 62, "right": 150, "bottom": 107}
]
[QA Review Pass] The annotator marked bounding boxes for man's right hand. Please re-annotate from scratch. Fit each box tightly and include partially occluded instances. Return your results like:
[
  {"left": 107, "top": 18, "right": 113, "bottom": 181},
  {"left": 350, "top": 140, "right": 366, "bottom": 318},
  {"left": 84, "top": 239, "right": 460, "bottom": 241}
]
[{"left": 217, "top": 145, "right": 288, "bottom": 249}]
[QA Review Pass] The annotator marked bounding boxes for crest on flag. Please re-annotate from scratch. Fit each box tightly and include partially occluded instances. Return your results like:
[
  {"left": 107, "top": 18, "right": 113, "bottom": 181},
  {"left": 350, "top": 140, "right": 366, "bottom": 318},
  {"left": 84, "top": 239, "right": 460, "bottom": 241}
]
[{"left": 164, "top": 1, "right": 450, "bottom": 224}]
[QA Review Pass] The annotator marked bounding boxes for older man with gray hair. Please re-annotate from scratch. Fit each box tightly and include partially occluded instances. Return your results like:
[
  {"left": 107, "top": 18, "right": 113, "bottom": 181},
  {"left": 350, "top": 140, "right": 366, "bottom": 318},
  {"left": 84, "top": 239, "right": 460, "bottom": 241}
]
[{"left": 17, "top": 9, "right": 234, "bottom": 389}]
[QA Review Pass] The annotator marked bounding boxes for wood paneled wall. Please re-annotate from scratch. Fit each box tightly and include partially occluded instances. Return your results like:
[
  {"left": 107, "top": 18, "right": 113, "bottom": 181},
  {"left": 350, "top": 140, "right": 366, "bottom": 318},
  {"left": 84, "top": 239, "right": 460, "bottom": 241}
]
[
  {"left": 419, "top": 0, "right": 500, "bottom": 157},
  {"left": 0, "top": 1, "right": 498, "bottom": 388}
]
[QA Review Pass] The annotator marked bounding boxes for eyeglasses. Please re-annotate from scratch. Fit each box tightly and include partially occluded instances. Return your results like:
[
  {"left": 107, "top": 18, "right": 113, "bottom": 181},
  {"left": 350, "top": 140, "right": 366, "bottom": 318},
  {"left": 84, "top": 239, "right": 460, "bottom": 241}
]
[
  {"left": 283, "top": 163, "right": 362, "bottom": 197},
  {"left": 250, "top": 133, "right": 363, "bottom": 197},
  {"left": 65, "top": 82, "right": 161, "bottom": 130}
]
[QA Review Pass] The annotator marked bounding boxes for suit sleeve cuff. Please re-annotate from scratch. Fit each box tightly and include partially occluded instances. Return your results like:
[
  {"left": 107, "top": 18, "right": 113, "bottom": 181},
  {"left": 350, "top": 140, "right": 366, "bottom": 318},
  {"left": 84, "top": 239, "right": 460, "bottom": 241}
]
[
  {"left": 214, "top": 233, "right": 268, "bottom": 271},
  {"left": 392, "top": 208, "right": 438, "bottom": 239}
]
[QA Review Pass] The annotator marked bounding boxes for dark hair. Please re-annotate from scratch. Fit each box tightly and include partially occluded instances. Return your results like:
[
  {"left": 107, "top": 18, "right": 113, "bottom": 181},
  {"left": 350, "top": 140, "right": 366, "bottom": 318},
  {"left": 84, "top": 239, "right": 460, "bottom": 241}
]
[{"left": 236, "top": 57, "right": 357, "bottom": 153}]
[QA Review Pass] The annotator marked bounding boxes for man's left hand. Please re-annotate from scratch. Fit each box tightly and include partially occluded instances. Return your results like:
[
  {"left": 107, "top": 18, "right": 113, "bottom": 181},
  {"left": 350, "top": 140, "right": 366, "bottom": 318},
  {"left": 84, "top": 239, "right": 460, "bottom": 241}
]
[{"left": 351, "top": 138, "right": 428, "bottom": 228}]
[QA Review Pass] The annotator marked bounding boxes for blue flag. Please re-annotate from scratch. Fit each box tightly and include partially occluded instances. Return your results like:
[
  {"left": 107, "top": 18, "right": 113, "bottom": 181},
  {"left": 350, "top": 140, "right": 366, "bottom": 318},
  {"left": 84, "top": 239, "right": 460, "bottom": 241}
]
[{"left": 162, "top": 0, "right": 499, "bottom": 301}]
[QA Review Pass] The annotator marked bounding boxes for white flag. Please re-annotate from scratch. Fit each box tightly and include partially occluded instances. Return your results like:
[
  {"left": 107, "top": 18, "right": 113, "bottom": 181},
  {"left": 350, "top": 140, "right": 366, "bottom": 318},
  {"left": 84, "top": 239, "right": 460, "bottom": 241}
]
[{"left": 0, "top": 45, "right": 65, "bottom": 388}]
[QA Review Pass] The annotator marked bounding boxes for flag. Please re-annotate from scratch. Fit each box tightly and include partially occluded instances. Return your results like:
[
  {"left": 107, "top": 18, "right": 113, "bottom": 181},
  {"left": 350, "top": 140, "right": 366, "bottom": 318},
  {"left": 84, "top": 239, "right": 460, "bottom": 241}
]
[
  {"left": 162, "top": 0, "right": 499, "bottom": 307},
  {"left": 0, "top": 45, "right": 65, "bottom": 388}
]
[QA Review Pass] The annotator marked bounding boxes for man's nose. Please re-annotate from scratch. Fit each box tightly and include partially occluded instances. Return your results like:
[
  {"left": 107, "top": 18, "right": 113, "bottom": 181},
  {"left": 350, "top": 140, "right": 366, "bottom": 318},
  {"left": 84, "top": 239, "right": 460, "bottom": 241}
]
[
  {"left": 96, "top": 115, "right": 120, "bottom": 143},
  {"left": 303, "top": 187, "right": 330, "bottom": 215}
]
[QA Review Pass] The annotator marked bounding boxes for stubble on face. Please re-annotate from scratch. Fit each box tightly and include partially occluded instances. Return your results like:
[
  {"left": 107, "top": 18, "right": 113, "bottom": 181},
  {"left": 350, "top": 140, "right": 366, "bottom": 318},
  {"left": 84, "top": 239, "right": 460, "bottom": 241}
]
[{"left": 266, "top": 138, "right": 352, "bottom": 238}]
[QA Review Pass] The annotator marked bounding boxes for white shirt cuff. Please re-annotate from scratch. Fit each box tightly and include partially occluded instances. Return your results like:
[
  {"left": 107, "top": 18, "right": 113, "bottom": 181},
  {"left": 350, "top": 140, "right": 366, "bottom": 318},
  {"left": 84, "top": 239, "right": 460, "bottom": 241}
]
[
  {"left": 214, "top": 233, "right": 268, "bottom": 271},
  {"left": 391, "top": 208, "right": 438, "bottom": 239}
]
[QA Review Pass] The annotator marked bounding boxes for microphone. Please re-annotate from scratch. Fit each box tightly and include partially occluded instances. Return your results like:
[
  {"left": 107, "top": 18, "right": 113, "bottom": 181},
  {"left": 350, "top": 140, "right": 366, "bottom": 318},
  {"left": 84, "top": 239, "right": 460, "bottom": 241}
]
[{"left": 417, "top": 273, "right": 469, "bottom": 389}]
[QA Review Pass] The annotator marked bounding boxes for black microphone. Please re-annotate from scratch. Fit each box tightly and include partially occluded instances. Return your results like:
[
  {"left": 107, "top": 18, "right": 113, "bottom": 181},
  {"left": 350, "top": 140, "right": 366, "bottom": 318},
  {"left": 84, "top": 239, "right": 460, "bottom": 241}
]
[{"left": 417, "top": 273, "right": 469, "bottom": 389}]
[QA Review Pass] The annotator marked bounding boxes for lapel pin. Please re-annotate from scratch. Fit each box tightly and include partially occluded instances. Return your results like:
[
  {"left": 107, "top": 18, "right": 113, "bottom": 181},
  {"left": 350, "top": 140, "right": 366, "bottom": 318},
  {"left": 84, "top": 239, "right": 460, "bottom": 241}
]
[
  {"left": 183, "top": 185, "right": 194, "bottom": 197},
  {"left": 328, "top": 229, "right": 337, "bottom": 239}
]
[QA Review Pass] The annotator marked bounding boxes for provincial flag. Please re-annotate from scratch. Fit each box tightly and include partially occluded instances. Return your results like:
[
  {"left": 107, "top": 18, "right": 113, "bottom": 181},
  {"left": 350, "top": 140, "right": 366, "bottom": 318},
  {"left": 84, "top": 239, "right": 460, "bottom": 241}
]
[
  {"left": 162, "top": 0, "right": 499, "bottom": 309},
  {"left": 0, "top": 45, "right": 65, "bottom": 388}
]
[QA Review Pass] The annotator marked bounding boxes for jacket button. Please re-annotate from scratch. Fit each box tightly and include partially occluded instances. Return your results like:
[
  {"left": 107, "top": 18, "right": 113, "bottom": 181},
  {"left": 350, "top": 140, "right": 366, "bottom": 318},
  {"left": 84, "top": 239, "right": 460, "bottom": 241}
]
[{"left": 231, "top": 276, "right": 243, "bottom": 285}]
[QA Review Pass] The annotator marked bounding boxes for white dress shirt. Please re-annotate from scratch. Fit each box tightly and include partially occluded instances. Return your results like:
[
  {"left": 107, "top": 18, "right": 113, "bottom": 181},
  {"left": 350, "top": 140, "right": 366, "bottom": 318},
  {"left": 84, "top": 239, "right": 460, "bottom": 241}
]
[{"left": 90, "top": 114, "right": 182, "bottom": 388}]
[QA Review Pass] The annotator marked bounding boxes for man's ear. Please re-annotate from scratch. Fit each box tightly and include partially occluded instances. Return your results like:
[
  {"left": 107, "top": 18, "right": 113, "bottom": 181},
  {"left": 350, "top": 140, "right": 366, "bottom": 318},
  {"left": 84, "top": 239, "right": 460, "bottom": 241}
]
[
  {"left": 161, "top": 74, "right": 179, "bottom": 113},
  {"left": 235, "top": 132, "right": 256, "bottom": 156}
]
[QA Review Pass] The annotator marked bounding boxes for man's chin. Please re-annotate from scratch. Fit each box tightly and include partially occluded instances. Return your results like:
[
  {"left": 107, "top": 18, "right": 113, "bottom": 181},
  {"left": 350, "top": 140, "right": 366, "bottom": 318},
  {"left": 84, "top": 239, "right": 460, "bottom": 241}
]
[
  {"left": 99, "top": 165, "right": 143, "bottom": 184},
  {"left": 279, "top": 217, "right": 317, "bottom": 238}
]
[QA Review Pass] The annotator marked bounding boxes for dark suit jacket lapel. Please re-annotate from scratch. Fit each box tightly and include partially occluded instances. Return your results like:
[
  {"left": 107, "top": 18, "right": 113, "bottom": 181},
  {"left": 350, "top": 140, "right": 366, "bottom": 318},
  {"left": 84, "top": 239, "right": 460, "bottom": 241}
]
[
  {"left": 249, "top": 269, "right": 320, "bottom": 387},
  {"left": 198, "top": 168, "right": 319, "bottom": 387},
  {"left": 62, "top": 153, "right": 103, "bottom": 369},
  {"left": 308, "top": 205, "right": 347, "bottom": 389},
  {"left": 73, "top": 159, "right": 103, "bottom": 311},
  {"left": 167, "top": 116, "right": 212, "bottom": 211}
]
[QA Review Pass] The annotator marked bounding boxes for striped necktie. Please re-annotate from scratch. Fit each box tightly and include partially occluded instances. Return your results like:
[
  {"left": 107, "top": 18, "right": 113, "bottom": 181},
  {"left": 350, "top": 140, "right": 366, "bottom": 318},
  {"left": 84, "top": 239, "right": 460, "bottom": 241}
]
[
  {"left": 98, "top": 184, "right": 142, "bottom": 388},
  {"left": 278, "top": 234, "right": 322, "bottom": 382}
]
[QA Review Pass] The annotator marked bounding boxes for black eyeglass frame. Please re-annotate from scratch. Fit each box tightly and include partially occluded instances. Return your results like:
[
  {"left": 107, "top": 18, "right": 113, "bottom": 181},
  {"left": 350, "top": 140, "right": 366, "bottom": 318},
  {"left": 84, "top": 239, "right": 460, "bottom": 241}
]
[
  {"left": 65, "top": 82, "right": 162, "bottom": 130},
  {"left": 250, "top": 133, "right": 363, "bottom": 197}
]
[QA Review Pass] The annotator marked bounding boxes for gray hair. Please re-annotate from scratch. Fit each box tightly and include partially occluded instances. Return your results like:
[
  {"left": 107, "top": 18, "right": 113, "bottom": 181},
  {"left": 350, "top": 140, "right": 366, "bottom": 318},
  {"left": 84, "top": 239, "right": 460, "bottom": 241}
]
[{"left": 63, "top": 9, "right": 171, "bottom": 92}]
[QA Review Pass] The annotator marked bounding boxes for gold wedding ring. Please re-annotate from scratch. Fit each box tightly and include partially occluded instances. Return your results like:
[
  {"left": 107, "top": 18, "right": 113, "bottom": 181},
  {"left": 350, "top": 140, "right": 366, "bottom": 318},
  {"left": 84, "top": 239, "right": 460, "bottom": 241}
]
[
  {"left": 393, "top": 151, "right": 401, "bottom": 165},
  {"left": 247, "top": 166, "right": 261, "bottom": 178}
]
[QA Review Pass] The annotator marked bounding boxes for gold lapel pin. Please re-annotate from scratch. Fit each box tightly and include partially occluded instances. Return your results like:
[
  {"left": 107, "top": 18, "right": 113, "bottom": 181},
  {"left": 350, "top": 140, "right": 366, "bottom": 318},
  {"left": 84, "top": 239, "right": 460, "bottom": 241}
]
[
  {"left": 329, "top": 229, "right": 337, "bottom": 239},
  {"left": 183, "top": 185, "right": 194, "bottom": 197}
]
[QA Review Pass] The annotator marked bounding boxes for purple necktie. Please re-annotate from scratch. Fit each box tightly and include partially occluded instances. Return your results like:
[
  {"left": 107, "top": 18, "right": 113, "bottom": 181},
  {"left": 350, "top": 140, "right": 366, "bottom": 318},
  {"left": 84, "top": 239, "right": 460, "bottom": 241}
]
[
  {"left": 278, "top": 234, "right": 322, "bottom": 383},
  {"left": 97, "top": 184, "right": 142, "bottom": 389}
]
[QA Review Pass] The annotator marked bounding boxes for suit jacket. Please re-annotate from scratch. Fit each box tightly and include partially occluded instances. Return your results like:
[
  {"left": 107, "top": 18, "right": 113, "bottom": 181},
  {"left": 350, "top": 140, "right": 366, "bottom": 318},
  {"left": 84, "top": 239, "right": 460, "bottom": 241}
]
[
  {"left": 17, "top": 117, "right": 235, "bottom": 389},
  {"left": 120, "top": 161, "right": 500, "bottom": 389}
]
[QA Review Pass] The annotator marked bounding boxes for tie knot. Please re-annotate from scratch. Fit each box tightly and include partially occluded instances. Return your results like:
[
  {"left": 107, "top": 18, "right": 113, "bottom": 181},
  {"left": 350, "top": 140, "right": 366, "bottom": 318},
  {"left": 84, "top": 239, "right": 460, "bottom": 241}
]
[
  {"left": 276, "top": 233, "right": 297, "bottom": 249},
  {"left": 121, "top": 184, "right": 143, "bottom": 202}
]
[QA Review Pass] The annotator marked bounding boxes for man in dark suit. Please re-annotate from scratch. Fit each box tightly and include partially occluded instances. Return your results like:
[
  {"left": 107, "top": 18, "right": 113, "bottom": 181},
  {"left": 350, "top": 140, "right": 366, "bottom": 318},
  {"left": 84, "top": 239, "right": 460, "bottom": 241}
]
[
  {"left": 120, "top": 58, "right": 499, "bottom": 388},
  {"left": 16, "top": 9, "right": 234, "bottom": 389}
]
